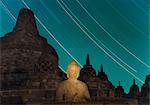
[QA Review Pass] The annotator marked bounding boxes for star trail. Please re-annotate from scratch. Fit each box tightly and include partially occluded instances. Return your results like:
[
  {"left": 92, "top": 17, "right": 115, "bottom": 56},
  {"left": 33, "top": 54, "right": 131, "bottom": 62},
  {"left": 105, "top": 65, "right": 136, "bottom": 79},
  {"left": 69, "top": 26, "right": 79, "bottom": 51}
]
[{"left": 0, "top": 0, "right": 149, "bottom": 92}]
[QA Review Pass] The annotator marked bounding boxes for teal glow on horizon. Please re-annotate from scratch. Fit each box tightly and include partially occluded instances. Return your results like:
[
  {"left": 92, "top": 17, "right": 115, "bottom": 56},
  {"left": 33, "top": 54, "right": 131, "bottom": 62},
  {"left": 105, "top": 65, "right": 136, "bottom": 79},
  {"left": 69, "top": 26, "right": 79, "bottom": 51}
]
[{"left": 0, "top": 0, "right": 149, "bottom": 92}]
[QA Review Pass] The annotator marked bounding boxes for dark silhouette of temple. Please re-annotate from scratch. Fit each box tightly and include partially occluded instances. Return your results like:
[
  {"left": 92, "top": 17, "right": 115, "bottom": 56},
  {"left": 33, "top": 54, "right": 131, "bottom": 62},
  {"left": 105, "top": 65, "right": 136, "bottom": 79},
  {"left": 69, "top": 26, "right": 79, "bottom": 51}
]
[
  {"left": 79, "top": 54, "right": 115, "bottom": 98},
  {"left": 79, "top": 54, "right": 150, "bottom": 100},
  {"left": 115, "top": 81, "right": 125, "bottom": 97},
  {"left": 0, "top": 8, "right": 65, "bottom": 103},
  {"left": 0, "top": 8, "right": 149, "bottom": 105}
]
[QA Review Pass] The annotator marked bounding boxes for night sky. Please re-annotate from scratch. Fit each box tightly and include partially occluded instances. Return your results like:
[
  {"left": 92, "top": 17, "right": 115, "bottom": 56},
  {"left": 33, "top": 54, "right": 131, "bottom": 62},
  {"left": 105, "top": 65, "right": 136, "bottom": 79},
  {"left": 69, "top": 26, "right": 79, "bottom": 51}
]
[{"left": 0, "top": 0, "right": 149, "bottom": 92}]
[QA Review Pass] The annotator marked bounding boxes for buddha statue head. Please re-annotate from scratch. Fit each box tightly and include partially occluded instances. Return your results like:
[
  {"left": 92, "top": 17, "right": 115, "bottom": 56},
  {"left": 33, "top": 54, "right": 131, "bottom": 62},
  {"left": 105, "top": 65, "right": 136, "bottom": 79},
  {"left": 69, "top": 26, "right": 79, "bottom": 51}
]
[
  {"left": 66, "top": 60, "right": 80, "bottom": 80},
  {"left": 56, "top": 60, "right": 90, "bottom": 102}
]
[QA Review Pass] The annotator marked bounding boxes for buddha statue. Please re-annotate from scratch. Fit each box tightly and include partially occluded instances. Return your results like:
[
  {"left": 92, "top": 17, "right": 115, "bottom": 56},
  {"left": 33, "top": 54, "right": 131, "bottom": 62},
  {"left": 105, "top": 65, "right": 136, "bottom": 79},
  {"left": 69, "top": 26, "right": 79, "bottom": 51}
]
[{"left": 56, "top": 60, "right": 90, "bottom": 102}]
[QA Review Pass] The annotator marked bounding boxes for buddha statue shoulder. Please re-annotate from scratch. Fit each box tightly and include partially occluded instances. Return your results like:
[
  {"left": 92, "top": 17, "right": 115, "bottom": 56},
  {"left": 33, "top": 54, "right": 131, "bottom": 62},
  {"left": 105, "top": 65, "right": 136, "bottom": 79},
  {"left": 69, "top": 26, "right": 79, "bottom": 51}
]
[{"left": 56, "top": 60, "right": 90, "bottom": 102}]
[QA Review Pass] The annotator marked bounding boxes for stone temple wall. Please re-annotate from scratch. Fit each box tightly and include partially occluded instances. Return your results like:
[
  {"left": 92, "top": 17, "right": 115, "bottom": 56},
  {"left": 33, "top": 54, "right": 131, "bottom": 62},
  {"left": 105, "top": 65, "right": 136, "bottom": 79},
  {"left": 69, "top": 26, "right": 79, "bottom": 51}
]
[{"left": 0, "top": 8, "right": 65, "bottom": 103}]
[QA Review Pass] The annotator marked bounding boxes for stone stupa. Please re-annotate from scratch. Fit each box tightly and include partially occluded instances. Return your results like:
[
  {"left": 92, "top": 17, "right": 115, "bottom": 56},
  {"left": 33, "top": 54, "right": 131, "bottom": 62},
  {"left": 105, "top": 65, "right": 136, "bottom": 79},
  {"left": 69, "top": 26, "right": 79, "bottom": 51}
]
[{"left": 0, "top": 8, "right": 65, "bottom": 102}]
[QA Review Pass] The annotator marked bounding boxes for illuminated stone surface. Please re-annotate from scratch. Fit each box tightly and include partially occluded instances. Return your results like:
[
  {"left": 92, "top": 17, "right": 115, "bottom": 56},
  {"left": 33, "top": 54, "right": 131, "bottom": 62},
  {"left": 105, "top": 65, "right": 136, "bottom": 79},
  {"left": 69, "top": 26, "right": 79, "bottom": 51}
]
[{"left": 56, "top": 61, "right": 90, "bottom": 102}]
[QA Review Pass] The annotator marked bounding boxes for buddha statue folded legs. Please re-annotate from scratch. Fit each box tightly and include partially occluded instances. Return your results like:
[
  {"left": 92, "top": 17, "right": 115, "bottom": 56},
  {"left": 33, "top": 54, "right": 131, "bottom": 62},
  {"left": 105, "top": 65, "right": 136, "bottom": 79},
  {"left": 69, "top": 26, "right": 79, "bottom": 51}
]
[{"left": 55, "top": 60, "right": 90, "bottom": 102}]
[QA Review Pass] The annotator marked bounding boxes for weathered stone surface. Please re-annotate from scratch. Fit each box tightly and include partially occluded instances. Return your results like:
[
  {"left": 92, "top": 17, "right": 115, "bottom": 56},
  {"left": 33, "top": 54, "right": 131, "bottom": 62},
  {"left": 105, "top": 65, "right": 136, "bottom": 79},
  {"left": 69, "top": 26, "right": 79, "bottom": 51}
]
[
  {"left": 0, "top": 8, "right": 64, "bottom": 91},
  {"left": 138, "top": 74, "right": 150, "bottom": 105},
  {"left": 79, "top": 55, "right": 115, "bottom": 98},
  {"left": 1, "top": 96, "right": 25, "bottom": 105},
  {"left": 56, "top": 61, "right": 90, "bottom": 102}
]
